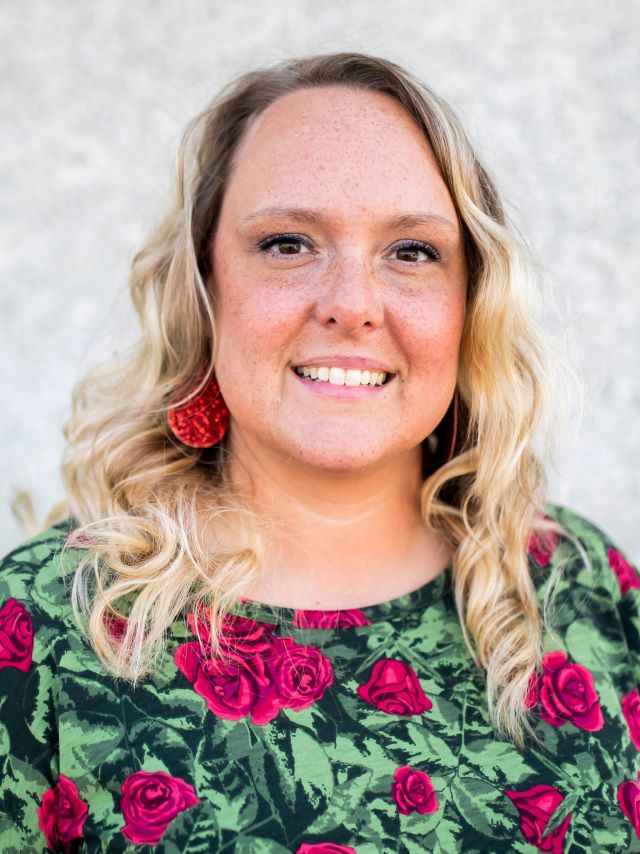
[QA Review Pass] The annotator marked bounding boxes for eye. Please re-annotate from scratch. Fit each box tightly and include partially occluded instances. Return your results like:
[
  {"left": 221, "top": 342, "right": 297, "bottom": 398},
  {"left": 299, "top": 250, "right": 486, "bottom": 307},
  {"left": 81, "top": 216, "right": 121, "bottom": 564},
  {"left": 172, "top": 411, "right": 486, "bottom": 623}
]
[
  {"left": 257, "top": 233, "right": 313, "bottom": 257},
  {"left": 389, "top": 240, "right": 440, "bottom": 264}
]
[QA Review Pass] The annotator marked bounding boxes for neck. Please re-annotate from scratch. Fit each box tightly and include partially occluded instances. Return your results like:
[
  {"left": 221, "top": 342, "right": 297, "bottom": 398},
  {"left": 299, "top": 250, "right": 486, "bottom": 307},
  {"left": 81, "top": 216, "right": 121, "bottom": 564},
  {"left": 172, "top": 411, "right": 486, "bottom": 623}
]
[{"left": 219, "top": 431, "right": 450, "bottom": 610}]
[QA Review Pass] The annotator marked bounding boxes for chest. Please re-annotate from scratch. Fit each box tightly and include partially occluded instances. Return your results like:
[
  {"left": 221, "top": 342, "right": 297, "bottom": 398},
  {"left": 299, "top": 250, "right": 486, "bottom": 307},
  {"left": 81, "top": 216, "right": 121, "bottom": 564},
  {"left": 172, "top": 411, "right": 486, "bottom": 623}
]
[{"left": 57, "top": 612, "right": 640, "bottom": 853}]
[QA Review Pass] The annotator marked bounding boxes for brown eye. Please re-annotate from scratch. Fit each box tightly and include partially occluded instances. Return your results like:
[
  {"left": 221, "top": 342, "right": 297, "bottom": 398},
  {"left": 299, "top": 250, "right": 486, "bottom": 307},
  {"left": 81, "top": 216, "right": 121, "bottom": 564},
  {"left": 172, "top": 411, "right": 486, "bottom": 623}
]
[
  {"left": 391, "top": 240, "right": 440, "bottom": 263},
  {"left": 257, "top": 234, "right": 313, "bottom": 256}
]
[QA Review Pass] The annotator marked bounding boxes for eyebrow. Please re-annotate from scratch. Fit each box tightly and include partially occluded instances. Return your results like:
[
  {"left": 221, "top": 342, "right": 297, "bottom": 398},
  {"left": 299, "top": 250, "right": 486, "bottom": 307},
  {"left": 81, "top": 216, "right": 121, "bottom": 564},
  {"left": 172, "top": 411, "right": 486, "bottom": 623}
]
[{"left": 239, "top": 205, "right": 459, "bottom": 234}]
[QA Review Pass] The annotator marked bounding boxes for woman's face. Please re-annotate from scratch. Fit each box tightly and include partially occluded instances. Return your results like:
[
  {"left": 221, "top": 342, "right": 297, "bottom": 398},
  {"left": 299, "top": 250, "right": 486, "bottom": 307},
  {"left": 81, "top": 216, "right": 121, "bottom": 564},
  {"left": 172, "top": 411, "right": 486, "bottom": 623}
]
[{"left": 210, "top": 85, "right": 467, "bottom": 474}]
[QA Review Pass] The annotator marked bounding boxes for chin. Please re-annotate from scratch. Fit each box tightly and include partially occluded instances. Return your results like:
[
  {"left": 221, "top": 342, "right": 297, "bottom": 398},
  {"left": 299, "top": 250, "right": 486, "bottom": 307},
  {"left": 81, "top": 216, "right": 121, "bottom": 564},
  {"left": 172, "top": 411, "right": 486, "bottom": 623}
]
[{"left": 285, "top": 435, "right": 394, "bottom": 473}]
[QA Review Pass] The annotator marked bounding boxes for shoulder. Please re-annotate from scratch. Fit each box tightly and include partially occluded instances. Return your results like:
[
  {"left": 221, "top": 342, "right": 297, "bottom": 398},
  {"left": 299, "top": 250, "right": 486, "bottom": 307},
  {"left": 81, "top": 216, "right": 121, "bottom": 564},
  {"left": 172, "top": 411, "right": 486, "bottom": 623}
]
[
  {"left": 550, "top": 504, "right": 635, "bottom": 580},
  {"left": 532, "top": 505, "right": 640, "bottom": 678},
  {"left": 0, "top": 521, "right": 85, "bottom": 656},
  {"left": 531, "top": 503, "right": 637, "bottom": 608}
]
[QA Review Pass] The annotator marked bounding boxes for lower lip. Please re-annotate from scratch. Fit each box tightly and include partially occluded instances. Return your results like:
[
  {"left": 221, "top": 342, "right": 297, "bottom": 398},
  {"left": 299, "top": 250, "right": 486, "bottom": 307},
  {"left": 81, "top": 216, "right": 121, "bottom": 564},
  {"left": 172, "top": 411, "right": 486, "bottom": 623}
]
[{"left": 291, "top": 369, "right": 394, "bottom": 398}]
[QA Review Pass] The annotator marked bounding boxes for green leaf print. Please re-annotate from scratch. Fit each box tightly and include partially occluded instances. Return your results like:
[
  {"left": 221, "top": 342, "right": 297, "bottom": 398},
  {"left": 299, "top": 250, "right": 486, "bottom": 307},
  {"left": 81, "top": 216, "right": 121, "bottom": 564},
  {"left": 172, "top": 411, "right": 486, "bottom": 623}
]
[
  {"left": 592, "top": 815, "right": 635, "bottom": 852},
  {"left": 0, "top": 720, "right": 9, "bottom": 755},
  {"left": 564, "top": 620, "right": 609, "bottom": 674},
  {"left": 449, "top": 774, "right": 513, "bottom": 838},
  {"left": 290, "top": 727, "right": 334, "bottom": 808},
  {"left": 25, "top": 663, "right": 53, "bottom": 745},
  {"left": 462, "top": 738, "right": 531, "bottom": 785},
  {"left": 399, "top": 833, "right": 441, "bottom": 854},
  {"left": 549, "top": 791, "right": 579, "bottom": 839},
  {"left": 234, "top": 837, "right": 291, "bottom": 854},
  {"left": 212, "top": 788, "right": 259, "bottom": 838},
  {"left": 0, "top": 818, "right": 37, "bottom": 854},
  {"left": 259, "top": 724, "right": 298, "bottom": 810},
  {"left": 401, "top": 790, "right": 443, "bottom": 836},
  {"left": 1, "top": 753, "right": 50, "bottom": 845},
  {"left": 345, "top": 732, "right": 393, "bottom": 774},
  {"left": 305, "top": 767, "right": 371, "bottom": 834},
  {"left": 402, "top": 722, "right": 458, "bottom": 774},
  {"left": 60, "top": 710, "right": 126, "bottom": 777},
  {"left": 161, "top": 800, "right": 224, "bottom": 854},
  {"left": 143, "top": 685, "right": 211, "bottom": 727},
  {"left": 198, "top": 755, "right": 258, "bottom": 832},
  {"left": 59, "top": 633, "right": 110, "bottom": 677},
  {"left": 565, "top": 751, "right": 609, "bottom": 791},
  {"left": 432, "top": 816, "right": 460, "bottom": 854},
  {"left": 223, "top": 720, "right": 258, "bottom": 762},
  {"left": 79, "top": 781, "right": 123, "bottom": 837},
  {"left": 425, "top": 693, "right": 463, "bottom": 733},
  {"left": 128, "top": 714, "right": 196, "bottom": 772},
  {"left": 355, "top": 799, "right": 398, "bottom": 847}
]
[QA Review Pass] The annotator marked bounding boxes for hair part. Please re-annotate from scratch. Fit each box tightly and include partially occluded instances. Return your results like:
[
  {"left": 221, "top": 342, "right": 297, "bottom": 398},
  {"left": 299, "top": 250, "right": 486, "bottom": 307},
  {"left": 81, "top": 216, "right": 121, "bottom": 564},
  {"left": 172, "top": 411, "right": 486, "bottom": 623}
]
[{"left": 57, "top": 51, "right": 573, "bottom": 750}]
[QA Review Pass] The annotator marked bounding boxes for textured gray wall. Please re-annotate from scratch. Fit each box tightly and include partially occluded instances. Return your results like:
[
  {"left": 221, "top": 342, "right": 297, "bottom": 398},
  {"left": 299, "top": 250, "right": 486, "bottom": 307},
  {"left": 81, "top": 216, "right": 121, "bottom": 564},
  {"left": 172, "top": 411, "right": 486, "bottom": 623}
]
[{"left": 2, "top": 1, "right": 638, "bottom": 560}]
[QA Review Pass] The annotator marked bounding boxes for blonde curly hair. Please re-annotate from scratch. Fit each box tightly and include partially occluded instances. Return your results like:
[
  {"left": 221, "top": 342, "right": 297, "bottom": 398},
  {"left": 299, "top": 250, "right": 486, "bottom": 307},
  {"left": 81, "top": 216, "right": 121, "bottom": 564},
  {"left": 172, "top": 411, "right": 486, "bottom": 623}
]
[{"left": 54, "top": 51, "right": 571, "bottom": 750}]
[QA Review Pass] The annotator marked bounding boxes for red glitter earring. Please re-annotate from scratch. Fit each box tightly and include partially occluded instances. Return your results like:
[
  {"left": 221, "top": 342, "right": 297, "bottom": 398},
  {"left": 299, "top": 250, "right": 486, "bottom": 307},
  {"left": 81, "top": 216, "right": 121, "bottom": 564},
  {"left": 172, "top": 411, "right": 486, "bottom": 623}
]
[{"left": 167, "top": 371, "right": 230, "bottom": 448}]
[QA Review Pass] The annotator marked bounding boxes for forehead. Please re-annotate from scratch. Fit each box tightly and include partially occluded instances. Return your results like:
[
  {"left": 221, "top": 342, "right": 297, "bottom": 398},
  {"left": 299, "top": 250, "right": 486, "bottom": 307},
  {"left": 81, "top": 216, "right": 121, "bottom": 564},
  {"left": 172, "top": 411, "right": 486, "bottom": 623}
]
[{"left": 223, "top": 85, "right": 456, "bottom": 223}]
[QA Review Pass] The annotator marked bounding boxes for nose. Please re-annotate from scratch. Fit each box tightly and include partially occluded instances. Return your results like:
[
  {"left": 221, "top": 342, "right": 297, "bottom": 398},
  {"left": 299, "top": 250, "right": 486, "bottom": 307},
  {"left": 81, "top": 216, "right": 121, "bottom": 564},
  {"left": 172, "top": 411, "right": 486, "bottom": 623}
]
[{"left": 313, "top": 253, "right": 384, "bottom": 334}]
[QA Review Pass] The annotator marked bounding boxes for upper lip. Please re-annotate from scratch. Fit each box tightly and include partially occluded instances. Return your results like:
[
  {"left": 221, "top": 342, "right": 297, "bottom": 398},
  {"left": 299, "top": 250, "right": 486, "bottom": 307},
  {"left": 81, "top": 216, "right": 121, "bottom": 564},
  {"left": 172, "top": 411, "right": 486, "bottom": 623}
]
[{"left": 292, "top": 355, "right": 395, "bottom": 373}]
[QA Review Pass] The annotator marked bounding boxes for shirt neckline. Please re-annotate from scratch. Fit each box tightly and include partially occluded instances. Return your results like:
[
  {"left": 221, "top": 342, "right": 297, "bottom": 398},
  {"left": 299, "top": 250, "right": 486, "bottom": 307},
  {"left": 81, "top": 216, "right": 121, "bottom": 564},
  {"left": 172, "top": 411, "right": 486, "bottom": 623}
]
[{"left": 226, "top": 563, "right": 453, "bottom": 628}]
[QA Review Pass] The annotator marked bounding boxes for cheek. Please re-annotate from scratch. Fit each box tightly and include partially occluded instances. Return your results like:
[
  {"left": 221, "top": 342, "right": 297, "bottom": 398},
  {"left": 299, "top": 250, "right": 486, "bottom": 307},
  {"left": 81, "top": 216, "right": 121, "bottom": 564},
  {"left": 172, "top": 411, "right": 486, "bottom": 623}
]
[
  {"left": 214, "top": 279, "right": 304, "bottom": 374},
  {"left": 397, "top": 292, "right": 466, "bottom": 373}
]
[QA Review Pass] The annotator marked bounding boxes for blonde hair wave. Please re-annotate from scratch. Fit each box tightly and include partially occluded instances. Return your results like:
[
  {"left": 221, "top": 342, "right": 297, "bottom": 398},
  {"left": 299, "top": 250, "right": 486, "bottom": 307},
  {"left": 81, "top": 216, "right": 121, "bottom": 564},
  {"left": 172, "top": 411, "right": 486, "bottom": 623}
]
[{"left": 55, "top": 52, "right": 573, "bottom": 750}]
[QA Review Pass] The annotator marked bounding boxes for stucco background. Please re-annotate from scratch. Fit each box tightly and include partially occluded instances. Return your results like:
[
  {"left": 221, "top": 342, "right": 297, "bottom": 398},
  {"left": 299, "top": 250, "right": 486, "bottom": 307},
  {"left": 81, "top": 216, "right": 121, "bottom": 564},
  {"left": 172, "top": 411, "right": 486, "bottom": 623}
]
[{"left": 1, "top": 1, "right": 638, "bottom": 560}]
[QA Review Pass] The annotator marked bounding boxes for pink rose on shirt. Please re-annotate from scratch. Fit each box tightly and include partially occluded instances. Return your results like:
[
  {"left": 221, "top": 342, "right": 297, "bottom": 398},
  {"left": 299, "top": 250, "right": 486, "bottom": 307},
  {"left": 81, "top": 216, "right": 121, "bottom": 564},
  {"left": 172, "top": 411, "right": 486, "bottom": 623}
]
[
  {"left": 357, "top": 658, "right": 432, "bottom": 716},
  {"left": 188, "top": 607, "right": 276, "bottom": 657},
  {"left": 64, "top": 529, "right": 92, "bottom": 548},
  {"left": 609, "top": 548, "right": 640, "bottom": 595},
  {"left": 255, "top": 636, "right": 334, "bottom": 722},
  {"left": 175, "top": 641, "right": 272, "bottom": 721},
  {"left": 120, "top": 770, "right": 199, "bottom": 845},
  {"left": 618, "top": 773, "right": 640, "bottom": 839},
  {"left": 0, "top": 598, "right": 33, "bottom": 672},
  {"left": 622, "top": 690, "right": 640, "bottom": 750},
  {"left": 537, "top": 650, "right": 604, "bottom": 731},
  {"left": 293, "top": 609, "right": 372, "bottom": 629},
  {"left": 391, "top": 765, "right": 438, "bottom": 815},
  {"left": 38, "top": 775, "right": 88, "bottom": 853},
  {"left": 505, "top": 784, "right": 571, "bottom": 853},
  {"left": 176, "top": 626, "right": 334, "bottom": 725},
  {"left": 104, "top": 613, "right": 129, "bottom": 642},
  {"left": 525, "top": 670, "right": 542, "bottom": 710},
  {"left": 528, "top": 524, "right": 559, "bottom": 567}
]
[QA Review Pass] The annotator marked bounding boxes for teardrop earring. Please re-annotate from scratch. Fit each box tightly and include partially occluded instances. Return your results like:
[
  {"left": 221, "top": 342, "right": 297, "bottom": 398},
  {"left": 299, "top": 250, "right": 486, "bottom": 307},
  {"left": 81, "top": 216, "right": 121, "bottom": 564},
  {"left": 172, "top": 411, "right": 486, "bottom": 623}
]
[
  {"left": 443, "top": 389, "right": 459, "bottom": 463},
  {"left": 425, "top": 390, "right": 459, "bottom": 465},
  {"left": 167, "top": 372, "right": 230, "bottom": 448}
]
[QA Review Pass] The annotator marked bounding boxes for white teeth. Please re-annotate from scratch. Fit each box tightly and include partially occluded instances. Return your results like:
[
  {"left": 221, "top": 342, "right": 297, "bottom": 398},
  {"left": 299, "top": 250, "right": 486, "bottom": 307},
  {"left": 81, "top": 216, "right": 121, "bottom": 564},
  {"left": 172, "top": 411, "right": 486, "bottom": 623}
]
[{"left": 294, "top": 366, "right": 389, "bottom": 386}]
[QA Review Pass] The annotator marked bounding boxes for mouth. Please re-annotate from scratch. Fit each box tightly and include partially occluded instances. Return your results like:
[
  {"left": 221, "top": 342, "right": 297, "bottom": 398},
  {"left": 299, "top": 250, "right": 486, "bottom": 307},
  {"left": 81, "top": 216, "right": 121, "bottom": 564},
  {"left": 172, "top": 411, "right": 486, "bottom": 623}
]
[{"left": 291, "top": 365, "right": 395, "bottom": 387}]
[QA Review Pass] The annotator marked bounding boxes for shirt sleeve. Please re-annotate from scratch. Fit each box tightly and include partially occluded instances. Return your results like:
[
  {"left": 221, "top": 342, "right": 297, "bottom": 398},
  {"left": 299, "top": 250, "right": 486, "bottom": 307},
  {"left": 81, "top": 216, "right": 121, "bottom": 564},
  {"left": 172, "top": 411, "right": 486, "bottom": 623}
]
[
  {"left": 607, "top": 542, "right": 640, "bottom": 688},
  {"left": 0, "top": 525, "right": 70, "bottom": 853},
  {"left": 553, "top": 504, "right": 640, "bottom": 685}
]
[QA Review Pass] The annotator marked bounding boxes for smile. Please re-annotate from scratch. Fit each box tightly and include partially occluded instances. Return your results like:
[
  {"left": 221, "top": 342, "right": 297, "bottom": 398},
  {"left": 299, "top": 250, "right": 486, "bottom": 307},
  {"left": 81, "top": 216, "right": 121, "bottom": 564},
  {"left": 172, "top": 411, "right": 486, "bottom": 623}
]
[{"left": 293, "top": 366, "right": 392, "bottom": 387}]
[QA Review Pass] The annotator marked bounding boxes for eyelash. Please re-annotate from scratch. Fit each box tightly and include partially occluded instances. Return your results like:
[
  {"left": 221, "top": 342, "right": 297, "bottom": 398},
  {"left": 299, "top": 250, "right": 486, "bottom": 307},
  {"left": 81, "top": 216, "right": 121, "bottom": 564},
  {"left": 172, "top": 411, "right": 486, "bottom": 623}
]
[{"left": 256, "top": 233, "right": 441, "bottom": 263}]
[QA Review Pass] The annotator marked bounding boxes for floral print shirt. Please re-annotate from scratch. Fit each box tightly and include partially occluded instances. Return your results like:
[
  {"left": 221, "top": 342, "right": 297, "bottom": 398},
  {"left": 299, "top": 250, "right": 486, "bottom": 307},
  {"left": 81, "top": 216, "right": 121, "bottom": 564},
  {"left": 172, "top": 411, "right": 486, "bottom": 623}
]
[{"left": 0, "top": 505, "right": 639, "bottom": 853}]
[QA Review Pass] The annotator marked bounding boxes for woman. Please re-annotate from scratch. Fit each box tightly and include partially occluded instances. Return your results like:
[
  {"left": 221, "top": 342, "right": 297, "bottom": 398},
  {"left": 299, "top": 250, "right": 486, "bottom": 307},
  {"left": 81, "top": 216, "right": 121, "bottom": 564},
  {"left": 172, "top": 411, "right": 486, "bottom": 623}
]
[{"left": 0, "top": 51, "right": 638, "bottom": 853}]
